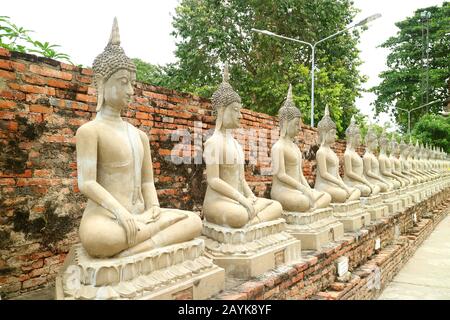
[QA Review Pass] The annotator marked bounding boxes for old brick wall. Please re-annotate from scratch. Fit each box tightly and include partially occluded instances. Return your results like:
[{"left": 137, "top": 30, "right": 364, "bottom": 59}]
[{"left": 0, "top": 48, "right": 355, "bottom": 297}]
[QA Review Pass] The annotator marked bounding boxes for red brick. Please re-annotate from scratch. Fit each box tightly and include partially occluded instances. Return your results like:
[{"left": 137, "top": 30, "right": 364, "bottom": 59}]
[
  {"left": 16, "top": 178, "right": 53, "bottom": 187},
  {"left": 0, "top": 178, "right": 15, "bottom": 186},
  {"left": 0, "top": 111, "right": 14, "bottom": 119},
  {"left": 75, "top": 75, "right": 92, "bottom": 84},
  {"left": 29, "top": 64, "right": 72, "bottom": 81},
  {"left": 8, "top": 121, "right": 18, "bottom": 131},
  {"left": 81, "top": 68, "right": 93, "bottom": 76},
  {"left": 34, "top": 169, "right": 52, "bottom": 177},
  {"left": 60, "top": 62, "right": 78, "bottom": 71},
  {"left": 0, "top": 89, "right": 25, "bottom": 101},
  {"left": 143, "top": 91, "right": 168, "bottom": 101},
  {"left": 47, "top": 78, "right": 72, "bottom": 89},
  {"left": 23, "top": 74, "right": 46, "bottom": 85},
  {"left": 9, "top": 83, "right": 55, "bottom": 95},
  {"left": 22, "top": 276, "right": 47, "bottom": 289},
  {"left": 0, "top": 100, "right": 16, "bottom": 109},
  {"left": 30, "top": 104, "right": 53, "bottom": 114},
  {"left": 136, "top": 112, "right": 149, "bottom": 120},
  {"left": 0, "top": 69, "right": 16, "bottom": 80},
  {"left": 76, "top": 93, "right": 96, "bottom": 103},
  {"left": 0, "top": 48, "right": 11, "bottom": 57}
]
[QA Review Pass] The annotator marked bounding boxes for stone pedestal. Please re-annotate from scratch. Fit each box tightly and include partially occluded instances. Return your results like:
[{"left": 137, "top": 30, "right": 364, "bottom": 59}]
[
  {"left": 380, "top": 191, "right": 403, "bottom": 214},
  {"left": 282, "top": 208, "right": 344, "bottom": 251},
  {"left": 55, "top": 239, "right": 225, "bottom": 300},
  {"left": 201, "top": 219, "right": 301, "bottom": 278},
  {"left": 330, "top": 201, "right": 371, "bottom": 232},
  {"left": 360, "top": 195, "right": 389, "bottom": 220}
]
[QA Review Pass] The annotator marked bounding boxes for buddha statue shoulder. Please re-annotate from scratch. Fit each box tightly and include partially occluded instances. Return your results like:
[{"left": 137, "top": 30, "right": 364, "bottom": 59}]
[
  {"left": 314, "top": 105, "right": 360, "bottom": 203},
  {"left": 342, "top": 116, "right": 379, "bottom": 197},
  {"left": 399, "top": 138, "right": 418, "bottom": 184},
  {"left": 271, "top": 85, "right": 331, "bottom": 212},
  {"left": 76, "top": 18, "right": 202, "bottom": 258},
  {"left": 202, "top": 63, "right": 282, "bottom": 228},
  {"left": 378, "top": 132, "right": 401, "bottom": 189},
  {"left": 362, "top": 126, "right": 391, "bottom": 192},
  {"left": 389, "top": 138, "right": 411, "bottom": 186}
]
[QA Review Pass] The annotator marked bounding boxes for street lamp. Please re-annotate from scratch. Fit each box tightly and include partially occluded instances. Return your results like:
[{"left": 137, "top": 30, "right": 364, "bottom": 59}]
[
  {"left": 251, "top": 13, "right": 381, "bottom": 127},
  {"left": 396, "top": 100, "right": 439, "bottom": 136}
]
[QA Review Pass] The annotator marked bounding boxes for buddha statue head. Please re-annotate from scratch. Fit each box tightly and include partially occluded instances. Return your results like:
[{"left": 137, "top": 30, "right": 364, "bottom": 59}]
[
  {"left": 391, "top": 138, "right": 400, "bottom": 157},
  {"left": 92, "top": 17, "right": 137, "bottom": 112},
  {"left": 317, "top": 105, "right": 336, "bottom": 145},
  {"left": 278, "top": 84, "right": 301, "bottom": 138},
  {"left": 379, "top": 131, "right": 389, "bottom": 154},
  {"left": 400, "top": 137, "right": 409, "bottom": 158},
  {"left": 345, "top": 115, "right": 360, "bottom": 148},
  {"left": 365, "top": 126, "right": 378, "bottom": 153},
  {"left": 211, "top": 62, "right": 242, "bottom": 131}
]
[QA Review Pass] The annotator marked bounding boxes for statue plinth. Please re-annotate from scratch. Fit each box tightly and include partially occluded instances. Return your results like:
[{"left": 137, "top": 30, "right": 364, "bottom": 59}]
[
  {"left": 201, "top": 219, "right": 301, "bottom": 278},
  {"left": 282, "top": 208, "right": 344, "bottom": 250},
  {"left": 330, "top": 201, "right": 371, "bottom": 232},
  {"left": 56, "top": 239, "right": 225, "bottom": 300},
  {"left": 360, "top": 195, "right": 389, "bottom": 220},
  {"left": 380, "top": 191, "right": 403, "bottom": 214}
]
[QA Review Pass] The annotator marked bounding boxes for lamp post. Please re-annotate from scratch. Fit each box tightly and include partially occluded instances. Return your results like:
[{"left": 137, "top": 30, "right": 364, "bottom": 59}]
[
  {"left": 251, "top": 13, "right": 381, "bottom": 127},
  {"left": 396, "top": 100, "right": 439, "bottom": 136}
]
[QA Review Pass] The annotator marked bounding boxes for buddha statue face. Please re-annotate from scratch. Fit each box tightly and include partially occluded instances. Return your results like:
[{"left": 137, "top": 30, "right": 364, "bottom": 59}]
[
  {"left": 221, "top": 101, "right": 242, "bottom": 129},
  {"left": 102, "top": 69, "right": 135, "bottom": 112},
  {"left": 368, "top": 138, "right": 378, "bottom": 152},
  {"left": 285, "top": 117, "right": 301, "bottom": 139},
  {"left": 324, "top": 128, "right": 337, "bottom": 145}
]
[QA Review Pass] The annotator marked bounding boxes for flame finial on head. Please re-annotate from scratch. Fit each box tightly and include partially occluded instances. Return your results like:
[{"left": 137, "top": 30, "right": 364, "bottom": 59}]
[
  {"left": 317, "top": 104, "right": 336, "bottom": 133},
  {"left": 279, "top": 84, "right": 301, "bottom": 124},
  {"left": 109, "top": 17, "right": 120, "bottom": 45},
  {"left": 211, "top": 61, "right": 241, "bottom": 113},
  {"left": 345, "top": 114, "right": 360, "bottom": 139}
]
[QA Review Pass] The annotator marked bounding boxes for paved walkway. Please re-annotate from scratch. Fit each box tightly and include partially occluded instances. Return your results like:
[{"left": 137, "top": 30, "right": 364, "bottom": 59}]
[{"left": 378, "top": 214, "right": 450, "bottom": 300}]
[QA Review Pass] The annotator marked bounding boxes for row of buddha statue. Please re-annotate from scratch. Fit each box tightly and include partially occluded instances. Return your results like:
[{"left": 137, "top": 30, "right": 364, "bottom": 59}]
[{"left": 57, "top": 18, "right": 449, "bottom": 300}]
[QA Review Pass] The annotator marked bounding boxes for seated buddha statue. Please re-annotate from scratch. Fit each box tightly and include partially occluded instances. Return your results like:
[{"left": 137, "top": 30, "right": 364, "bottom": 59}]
[
  {"left": 362, "top": 126, "right": 392, "bottom": 193},
  {"left": 378, "top": 132, "right": 402, "bottom": 189},
  {"left": 314, "top": 105, "right": 360, "bottom": 203},
  {"left": 342, "top": 116, "right": 379, "bottom": 197},
  {"left": 407, "top": 141, "right": 426, "bottom": 183},
  {"left": 76, "top": 18, "right": 202, "bottom": 258},
  {"left": 389, "top": 138, "right": 411, "bottom": 187},
  {"left": 271, "top": 85, "right": 331, "bottom": 212},
  {"left": 399, "top": 138, "right": 419, "bottom": 184},
  {"left": 202, "top": 63, "right": 282, "bottom": 228}
]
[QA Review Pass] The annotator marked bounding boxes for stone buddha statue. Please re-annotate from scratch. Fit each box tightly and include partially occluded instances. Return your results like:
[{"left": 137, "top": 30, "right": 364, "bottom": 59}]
[
  {"left": 314, "top": 106, "right": 360, "bottom": 202},
  {"left": 406, "top": 140, "right": 425, "bottom": 183},
  {"left": 362, "top": 126, "right": 391, "bottom": 193},
  {"left": 202, "top": 62, "right": 283, "bottom": 227},
  {"left": 75, "top": 18, "right": 202, "bottom": 259},
  {"left": 201, "top": 65, "right": 300, "bottom": 278},
  {"left": 58, "top": 18, "right": 224, "bottom": 300},
  {"left": 389, "top": 138, "right": 412, "bottom": 186},
  {"left": 343, "top": 116, "right": 379, "bottom": 197},
  {"left": 378, "top": 132, "right": 402, "bottom": 189},
  {"left": 271, "top": 85, "right": 331, "bottom": 211}
]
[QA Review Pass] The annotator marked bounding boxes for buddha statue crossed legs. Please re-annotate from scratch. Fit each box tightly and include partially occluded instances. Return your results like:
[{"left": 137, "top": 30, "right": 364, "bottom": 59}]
[
  {"left": 202, "top": 63, "right": 282, "bottom": 228},
  {"left": 343, "top": 116, "right": 379, "bottom": 197},
  {"left": 314, "top": 106, "right": 360, "bottom": 203},
  {"left": 271, "top": 85, "right": 331, "bottom": 212},
  {"left": 76, "top": 18, "right": 202, "bottom": 258}
]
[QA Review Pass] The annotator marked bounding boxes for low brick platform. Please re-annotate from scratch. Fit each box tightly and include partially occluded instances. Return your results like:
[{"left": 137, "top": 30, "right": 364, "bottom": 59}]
[{"left": 211, "top": 187, "right": 450, "bottom": 300}]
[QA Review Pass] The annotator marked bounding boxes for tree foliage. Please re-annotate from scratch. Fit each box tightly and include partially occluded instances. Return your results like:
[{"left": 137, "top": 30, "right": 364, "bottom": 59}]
[
  {"left": 166, "top": 0, "right": 366, "bottom": 136},
  {"left": 411, "top": 114, "right": 450, "bottom": 153},
  {"left": 0, "top": 16, "right": 72, "bottom": 63},
  {"left": 371, "top": 2, "right": 450, "bottom": 133}
]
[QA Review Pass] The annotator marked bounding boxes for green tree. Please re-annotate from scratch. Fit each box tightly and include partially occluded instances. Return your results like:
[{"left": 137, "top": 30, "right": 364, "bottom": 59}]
[
  {"left": 132, "top": 58, "right": 169, "bottom": 87},
  {"left": 0, "top": 16, "right": 72, "bottom": 63},
  {"left": 168, "top": 0, "right": 367, "bottom": 136},
  {"left": 371, "top": 2, "right": 450, "bottom": 133},
  {"left": 411, "top": 114, "right": 450, "bottom": 153}
]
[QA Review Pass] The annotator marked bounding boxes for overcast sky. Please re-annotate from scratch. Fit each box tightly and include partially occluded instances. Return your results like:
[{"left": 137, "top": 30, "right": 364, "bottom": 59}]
[{"left": 2, "top": 0, "right": 445, "bottom": 127}]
